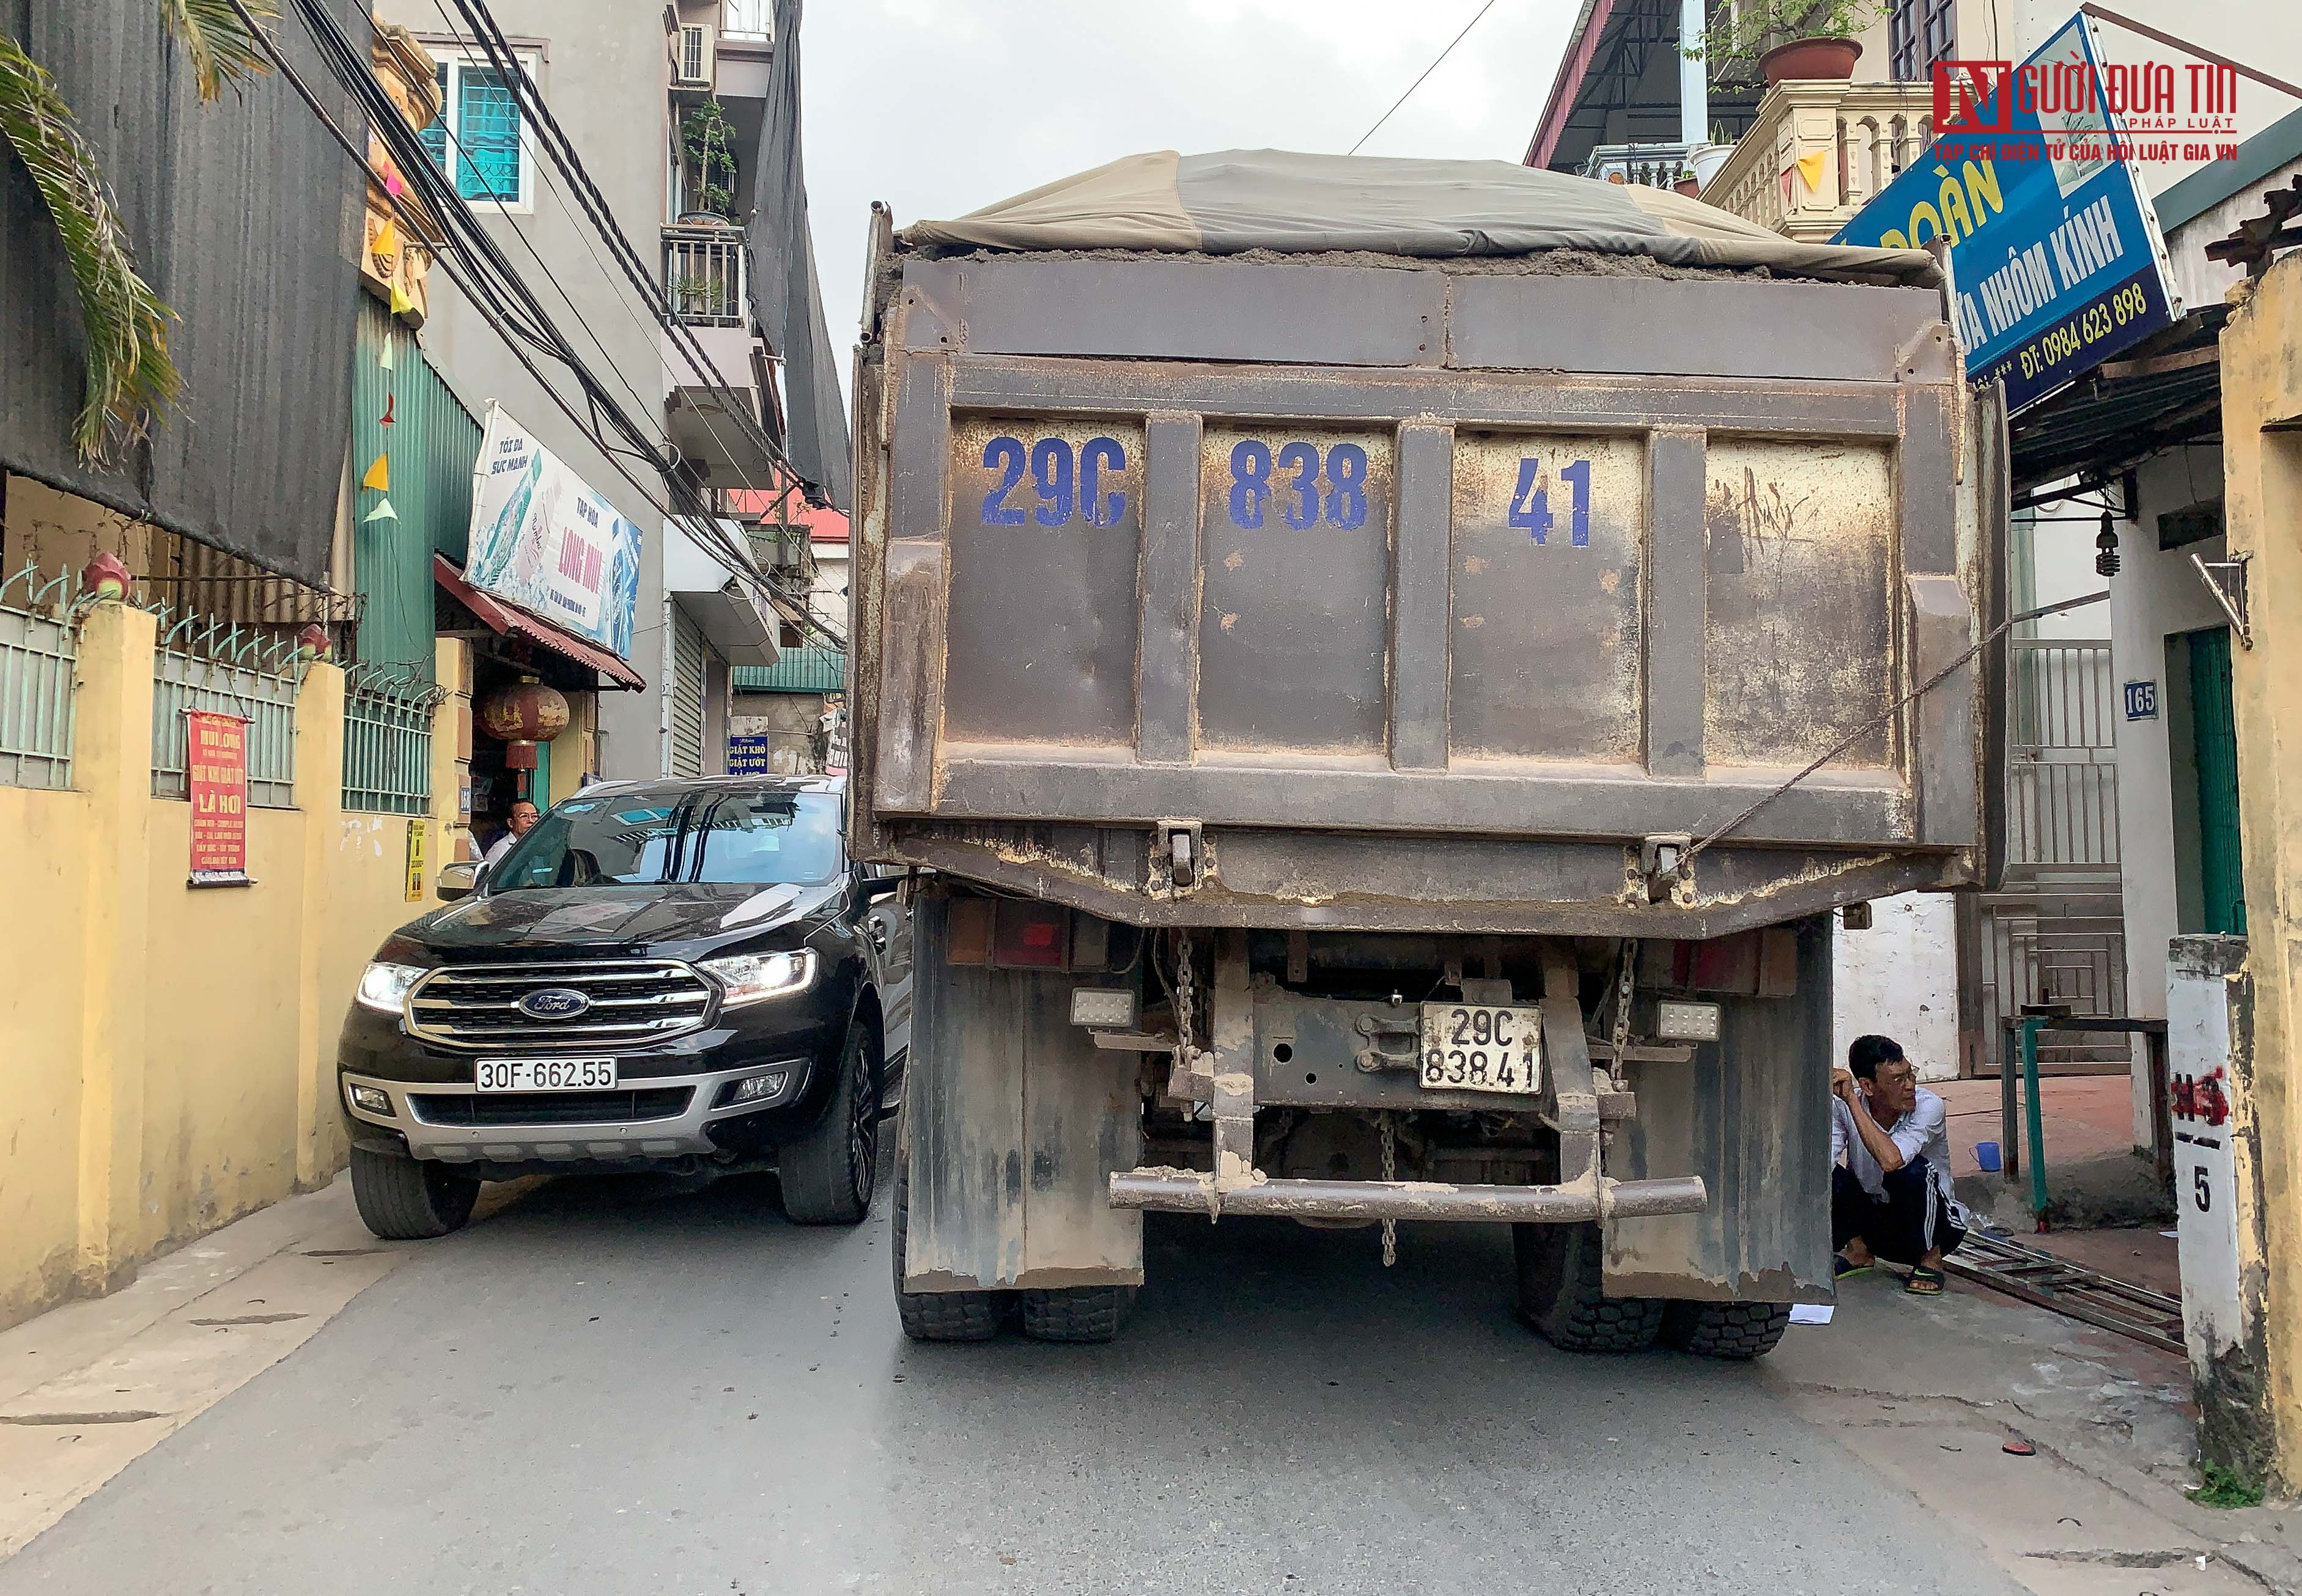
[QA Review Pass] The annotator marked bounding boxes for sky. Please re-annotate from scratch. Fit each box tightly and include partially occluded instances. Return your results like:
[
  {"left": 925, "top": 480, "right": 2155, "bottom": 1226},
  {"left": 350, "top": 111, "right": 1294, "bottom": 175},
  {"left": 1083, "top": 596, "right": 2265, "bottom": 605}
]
[{"left": 792, "top": 0, "right": 1584, "bottom": 385}]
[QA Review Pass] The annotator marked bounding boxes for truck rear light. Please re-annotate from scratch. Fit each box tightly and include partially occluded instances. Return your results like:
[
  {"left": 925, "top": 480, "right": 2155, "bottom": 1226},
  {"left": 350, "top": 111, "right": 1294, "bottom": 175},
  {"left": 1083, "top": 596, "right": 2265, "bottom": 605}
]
[
  {"left": 995, "top": 903, "right": 1069, "bottom": 968},
  {"left": 1655, "top": 1001, "right": 1722, "bottom": 1042},
  {"left": 1069, "top": 988, "right": 1137, "bottom": 1029}
]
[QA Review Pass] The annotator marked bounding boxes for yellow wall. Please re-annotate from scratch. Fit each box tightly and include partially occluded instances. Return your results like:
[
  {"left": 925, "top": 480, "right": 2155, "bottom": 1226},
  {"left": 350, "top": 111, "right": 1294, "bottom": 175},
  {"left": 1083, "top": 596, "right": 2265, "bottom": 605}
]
[
  {"left": 2219, "top": 254, "right": 2302, "bottom": 1490},
  {"left": 0, "top": 608, "right": 465, "bottom": 1329},
  {"left": 0, "top": 785, "right": 93, "bottom": 1326}
]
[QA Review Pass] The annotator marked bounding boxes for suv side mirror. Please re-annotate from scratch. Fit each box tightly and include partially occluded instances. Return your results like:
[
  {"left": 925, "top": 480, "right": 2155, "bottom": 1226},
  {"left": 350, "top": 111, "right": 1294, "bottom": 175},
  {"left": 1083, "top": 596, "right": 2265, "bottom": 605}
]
[{"left": 437, "top": 860, "right": 482, "bottom": 901}]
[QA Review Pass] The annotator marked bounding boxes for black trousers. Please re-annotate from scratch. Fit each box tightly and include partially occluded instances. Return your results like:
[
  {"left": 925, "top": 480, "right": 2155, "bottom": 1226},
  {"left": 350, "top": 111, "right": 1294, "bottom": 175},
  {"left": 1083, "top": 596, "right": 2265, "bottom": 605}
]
[{"left": 1832, "top": 1159, "right": 1964, "bottom": 1265}]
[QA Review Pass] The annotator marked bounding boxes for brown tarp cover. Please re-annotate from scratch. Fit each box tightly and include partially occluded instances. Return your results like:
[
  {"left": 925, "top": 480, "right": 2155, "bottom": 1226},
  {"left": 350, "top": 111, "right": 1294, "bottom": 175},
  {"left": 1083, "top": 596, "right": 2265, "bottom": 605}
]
[{"left": 907, "top": 149, "right": 1941, "bottom": 287}]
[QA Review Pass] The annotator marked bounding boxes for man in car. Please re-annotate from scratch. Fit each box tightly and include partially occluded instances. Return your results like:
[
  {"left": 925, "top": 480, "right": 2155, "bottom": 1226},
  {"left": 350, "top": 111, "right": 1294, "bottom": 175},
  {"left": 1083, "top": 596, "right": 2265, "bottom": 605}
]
[
  {"left": 1831, "top": 1034, "right": 1966, "bottom": 1295},
  {"left": 482, "top": 799, "right": 540, "bottom": 869}
]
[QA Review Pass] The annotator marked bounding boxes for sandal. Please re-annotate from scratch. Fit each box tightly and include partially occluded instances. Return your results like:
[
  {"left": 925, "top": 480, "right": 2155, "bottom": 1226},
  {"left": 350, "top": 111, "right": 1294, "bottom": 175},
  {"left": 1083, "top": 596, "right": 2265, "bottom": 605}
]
[
  {"left": 1834, "top": 1255, "right": 1873, "bottom": 1279},
  {"left": 1906, "top": 1265, "right": 1946, "bottom": 1295}
]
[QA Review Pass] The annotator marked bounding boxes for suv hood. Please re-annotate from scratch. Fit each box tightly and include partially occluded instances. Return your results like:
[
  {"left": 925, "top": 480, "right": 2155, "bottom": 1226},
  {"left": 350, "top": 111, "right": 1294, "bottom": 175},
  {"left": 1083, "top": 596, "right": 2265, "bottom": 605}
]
[{"left": 407, "top": 881, "right": 843, "bottom": 958}]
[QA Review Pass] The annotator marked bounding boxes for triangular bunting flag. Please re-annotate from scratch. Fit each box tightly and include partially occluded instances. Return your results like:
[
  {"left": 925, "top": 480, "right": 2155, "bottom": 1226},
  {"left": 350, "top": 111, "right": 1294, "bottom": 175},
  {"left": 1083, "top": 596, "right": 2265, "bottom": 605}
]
[
  {"left": 382, "top": 162, "right": 404, "bottom": 200},
  {"left": 1795, "top": 150, "right": 1828, "bottom": 193},
  {"left": 361, "top": 453, "right": 389, "bottom": 492},
  {"left": 379, "top": 392, "right": 395, "bottom": 425},
  {"left": 362, "top": 497, "right": 398, "bottom": 524},
  {"left": 371, "top": 217, "right": 397, "bottom": 258},
  {"left": 377, "top": 341, "right": 396, "bottom": 372},
  {"left": 389, "top": 281, "right": 413, "bottom": 317}
]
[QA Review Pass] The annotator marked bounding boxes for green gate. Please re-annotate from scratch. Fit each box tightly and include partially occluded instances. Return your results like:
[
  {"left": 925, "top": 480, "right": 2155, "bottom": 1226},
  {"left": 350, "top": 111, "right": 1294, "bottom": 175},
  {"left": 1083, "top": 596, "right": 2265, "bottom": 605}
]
[{"left": 2188, "top": 626, "right": 2246, "bottom": 936}]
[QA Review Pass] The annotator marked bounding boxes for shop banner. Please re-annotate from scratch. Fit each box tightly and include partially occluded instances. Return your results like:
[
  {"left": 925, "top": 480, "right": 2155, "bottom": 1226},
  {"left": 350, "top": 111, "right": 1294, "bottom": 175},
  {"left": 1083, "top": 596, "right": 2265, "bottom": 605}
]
[
  {"left": 727, "top": 734, "right": 774, "bottom": 775},
  {"left": 1834, "top": 13, "right": 2182, "bottom": 412},
  {"left": 186, "top": 710, "right": 251, "bottom": 887},
  {"left": 467, "top": 403, "right": 643, "bottom": 657}
]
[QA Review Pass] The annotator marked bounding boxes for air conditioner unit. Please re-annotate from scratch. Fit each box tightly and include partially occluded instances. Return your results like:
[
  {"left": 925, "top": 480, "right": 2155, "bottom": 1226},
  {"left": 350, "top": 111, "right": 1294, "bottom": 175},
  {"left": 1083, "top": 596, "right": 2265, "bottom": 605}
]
[{"left": 675, "top": 23, "right": 714, "bottom": 88}]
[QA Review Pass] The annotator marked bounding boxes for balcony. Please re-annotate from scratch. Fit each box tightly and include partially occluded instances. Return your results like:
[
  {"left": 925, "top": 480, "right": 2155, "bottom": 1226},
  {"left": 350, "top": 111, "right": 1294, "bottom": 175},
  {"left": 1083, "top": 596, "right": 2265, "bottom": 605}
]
[
  {"left": 663, "top": 226, "right": 748, "bottom": 327},
  {"left": 1583, "top": 141, "right": 1700, "bottom": 192},
  {"left": 1698, "top": 81, "right": 1936, "bottom": 242}
]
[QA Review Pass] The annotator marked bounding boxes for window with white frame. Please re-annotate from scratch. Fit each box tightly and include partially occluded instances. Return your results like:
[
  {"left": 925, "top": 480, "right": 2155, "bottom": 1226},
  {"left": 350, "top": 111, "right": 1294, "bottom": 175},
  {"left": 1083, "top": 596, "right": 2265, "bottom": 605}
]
[
  {"left": 721, "top": 0, "right": 771, "bottom": 40},
  {"left": 418, "top": 49, "right": 540, "bottom": 209}
]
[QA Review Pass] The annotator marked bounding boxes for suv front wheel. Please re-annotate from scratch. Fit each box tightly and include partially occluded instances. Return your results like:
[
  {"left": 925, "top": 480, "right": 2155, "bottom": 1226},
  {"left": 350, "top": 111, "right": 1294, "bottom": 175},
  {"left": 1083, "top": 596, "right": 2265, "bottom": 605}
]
[
  {"left": 350, "top": 1146, "right": 479, "bottom": 1240},
  {"left": 780, "top": 1024, "right": 878, "bottom": 1224}
]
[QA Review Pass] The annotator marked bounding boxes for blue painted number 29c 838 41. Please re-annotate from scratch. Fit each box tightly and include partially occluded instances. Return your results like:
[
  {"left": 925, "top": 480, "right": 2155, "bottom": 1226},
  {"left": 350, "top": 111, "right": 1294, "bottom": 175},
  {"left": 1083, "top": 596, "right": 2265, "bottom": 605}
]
[
  {"left": 979, "top": 435, "right": 1128, "bottom": 528},
  {"left": 1508, "top": 456, "right": 1592, "bottom": 546},
  {"left": 1227, "top": 440, "right": 1368, "bottom": 532}
]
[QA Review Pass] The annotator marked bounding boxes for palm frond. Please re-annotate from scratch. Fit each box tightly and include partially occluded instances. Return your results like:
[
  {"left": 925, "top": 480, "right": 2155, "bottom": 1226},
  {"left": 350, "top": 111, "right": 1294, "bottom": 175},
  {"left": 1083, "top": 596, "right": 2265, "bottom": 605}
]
[
  {"left": 160, "top": 0, "right": 276, "bottom": 103},
  {"left": 0, "top": 34, "right": 180, "bottom": 462}
]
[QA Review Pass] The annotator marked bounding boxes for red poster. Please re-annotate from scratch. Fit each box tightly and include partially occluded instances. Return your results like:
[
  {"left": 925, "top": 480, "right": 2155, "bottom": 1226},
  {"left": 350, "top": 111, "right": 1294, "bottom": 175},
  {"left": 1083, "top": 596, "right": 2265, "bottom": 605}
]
[{"left": 186, "top": 710, "right": 252, "bottom": 886}]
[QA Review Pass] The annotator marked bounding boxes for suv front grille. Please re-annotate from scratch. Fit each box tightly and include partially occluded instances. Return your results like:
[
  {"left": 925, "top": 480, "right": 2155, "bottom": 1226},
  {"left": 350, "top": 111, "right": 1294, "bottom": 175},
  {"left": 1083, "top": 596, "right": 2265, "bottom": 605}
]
[
  {"left": 407, "top": 1087, "right": 694, "bottom": 1127},
  {"left": 405, "top": 960, "right": 714, "bottom": 1048}
]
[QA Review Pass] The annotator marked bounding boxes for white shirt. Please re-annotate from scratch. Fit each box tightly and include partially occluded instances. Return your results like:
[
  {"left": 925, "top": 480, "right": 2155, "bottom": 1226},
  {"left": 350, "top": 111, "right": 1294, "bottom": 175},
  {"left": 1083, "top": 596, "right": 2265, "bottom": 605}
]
[
  {"left": 1832, "top": 1084, "right": 1956, "bottom": 1208},
  {"left": 482, "top": 830, "right": 520, "bottom": 869}
]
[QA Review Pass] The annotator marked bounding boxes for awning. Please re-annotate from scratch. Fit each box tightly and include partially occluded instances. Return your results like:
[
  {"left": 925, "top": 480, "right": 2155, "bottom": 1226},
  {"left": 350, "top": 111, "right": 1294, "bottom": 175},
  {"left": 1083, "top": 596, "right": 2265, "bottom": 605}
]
[
  {"left": 671, "top": 576, "right": 780, "bottom": 666},
  {"left": 2009, "top": 309, "right": 2227, "bottom": 499},
  {"left": 433, "top": 555, "right": 647, "bottom": 690}
]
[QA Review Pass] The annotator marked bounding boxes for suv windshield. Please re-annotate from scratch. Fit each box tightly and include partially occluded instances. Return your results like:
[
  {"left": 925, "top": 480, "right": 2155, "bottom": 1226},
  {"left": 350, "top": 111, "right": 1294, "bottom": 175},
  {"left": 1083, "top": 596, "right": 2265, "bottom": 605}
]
[{"left": 488, "top": 790, "right": 843, "bottom": 891}]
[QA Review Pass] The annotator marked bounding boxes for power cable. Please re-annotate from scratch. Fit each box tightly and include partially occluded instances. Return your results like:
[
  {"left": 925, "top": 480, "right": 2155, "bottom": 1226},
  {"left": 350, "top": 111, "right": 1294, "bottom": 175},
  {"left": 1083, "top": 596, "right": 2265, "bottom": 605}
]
[
  {"left": 1348, "top": 0, "right": 1503, "bottom": 155},
  {"left": 232, "top": 0, "right": 848, "bottom": 652},
  {"left": 423, "top": 0, "right": 844, "bottom": 636}
]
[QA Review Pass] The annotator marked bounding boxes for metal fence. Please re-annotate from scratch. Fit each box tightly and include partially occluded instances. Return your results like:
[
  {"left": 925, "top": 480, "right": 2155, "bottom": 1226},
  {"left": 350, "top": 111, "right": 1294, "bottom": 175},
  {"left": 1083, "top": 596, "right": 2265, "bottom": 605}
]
[
  {"left": 149, "top": 611, "right": 304, "bottom": 809},
  {"left": 1976, "top": 639, "right": 2131, "bottom": 1070},
  {"left": 342, "top": 666, "right": 444, "bottom": 814},
  {"left": 0, "top": 565, "right": 79, "bottom": 790},
  {"left": 662, "top": 226, "right": 749, "bottom": 326}
]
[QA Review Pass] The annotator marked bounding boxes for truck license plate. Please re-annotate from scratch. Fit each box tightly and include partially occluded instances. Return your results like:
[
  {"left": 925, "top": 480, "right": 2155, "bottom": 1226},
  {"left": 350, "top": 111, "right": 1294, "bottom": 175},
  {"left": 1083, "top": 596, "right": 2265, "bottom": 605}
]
[
  {"left": 476, "top": 1057, "right": 618, "bottom": 1092},
  {"left": 1417, "top": 1004, "right": 1542, "bottom": 1094}
]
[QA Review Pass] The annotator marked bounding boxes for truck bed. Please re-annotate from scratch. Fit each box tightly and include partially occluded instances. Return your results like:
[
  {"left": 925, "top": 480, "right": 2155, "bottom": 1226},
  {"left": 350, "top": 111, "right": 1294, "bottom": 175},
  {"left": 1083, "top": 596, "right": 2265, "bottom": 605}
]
[{"left": 847, "top": 245, "right": 2004, "bottom": 936}]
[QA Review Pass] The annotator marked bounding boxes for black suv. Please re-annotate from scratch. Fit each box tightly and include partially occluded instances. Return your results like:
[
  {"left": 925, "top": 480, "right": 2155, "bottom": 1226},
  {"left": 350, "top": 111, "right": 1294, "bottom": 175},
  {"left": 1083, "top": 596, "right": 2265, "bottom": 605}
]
[{"left": 336, "top": 777, "right": 912, "bottom": 1238}]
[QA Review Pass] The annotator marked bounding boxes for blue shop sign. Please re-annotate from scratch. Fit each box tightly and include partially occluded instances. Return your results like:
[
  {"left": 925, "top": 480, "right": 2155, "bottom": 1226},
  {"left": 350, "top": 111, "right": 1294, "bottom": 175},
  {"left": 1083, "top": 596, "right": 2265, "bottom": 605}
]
[{"left": 1834, "top": 13, "right": 2182, "bottom": 413}]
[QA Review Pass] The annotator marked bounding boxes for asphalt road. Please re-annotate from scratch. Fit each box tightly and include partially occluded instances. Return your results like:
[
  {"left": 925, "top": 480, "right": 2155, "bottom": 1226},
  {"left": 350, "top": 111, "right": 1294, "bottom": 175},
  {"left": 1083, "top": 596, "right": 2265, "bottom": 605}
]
[{"left": 0, "top": 1166, "right": 2026, "bottom": 1596}]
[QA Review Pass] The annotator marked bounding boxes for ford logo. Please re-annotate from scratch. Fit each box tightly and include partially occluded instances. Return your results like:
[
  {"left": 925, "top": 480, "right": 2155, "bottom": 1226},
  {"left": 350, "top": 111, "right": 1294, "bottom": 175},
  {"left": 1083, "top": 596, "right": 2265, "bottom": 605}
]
[{"left": 518, "top": 987, "right": 592, "bottom": 1020}]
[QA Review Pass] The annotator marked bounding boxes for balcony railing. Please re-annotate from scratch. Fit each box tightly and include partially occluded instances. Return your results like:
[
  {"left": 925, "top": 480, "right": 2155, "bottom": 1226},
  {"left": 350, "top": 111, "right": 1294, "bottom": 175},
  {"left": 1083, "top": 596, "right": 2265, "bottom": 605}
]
[
  {"left": 1699, "top": 81, "right": 1935, "bottom": 242},
  {"left": 1583, "top": 142, "right": 1698, "bottom": 191},
  {"left": 662, "top": 226, "right": 749, "bottom": 328}
]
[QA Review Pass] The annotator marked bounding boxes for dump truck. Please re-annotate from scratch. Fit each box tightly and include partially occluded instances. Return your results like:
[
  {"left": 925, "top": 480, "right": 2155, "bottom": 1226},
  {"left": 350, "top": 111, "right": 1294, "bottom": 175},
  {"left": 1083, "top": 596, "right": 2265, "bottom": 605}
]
[{"left": 847, "top": 150, "right": 2004, "bottom": 1356}]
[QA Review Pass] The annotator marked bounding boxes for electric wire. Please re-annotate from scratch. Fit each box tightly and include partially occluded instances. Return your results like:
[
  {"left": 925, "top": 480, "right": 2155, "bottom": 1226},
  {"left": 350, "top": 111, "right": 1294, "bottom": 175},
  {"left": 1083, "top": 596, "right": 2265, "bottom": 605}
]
[
  {"left": 232, "top": 0, "right": 848, "bottom": 653},
  {"left": 1347, "top": 0, "right": 1504, "bottom": 155}
]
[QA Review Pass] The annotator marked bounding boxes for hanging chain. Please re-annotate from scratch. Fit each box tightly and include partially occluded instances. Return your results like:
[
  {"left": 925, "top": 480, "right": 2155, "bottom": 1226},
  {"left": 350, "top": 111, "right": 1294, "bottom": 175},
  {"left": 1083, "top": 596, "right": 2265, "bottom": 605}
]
[
  {"left": 1174, "top": 930, "right": 1198, "bottom": 1077},
  {"left": 1379, "top": 1111, "right": 1398, "bottom": 1268},
  {"left": 1609, "top": 938, "right": 1639, "bottom": 1083}
]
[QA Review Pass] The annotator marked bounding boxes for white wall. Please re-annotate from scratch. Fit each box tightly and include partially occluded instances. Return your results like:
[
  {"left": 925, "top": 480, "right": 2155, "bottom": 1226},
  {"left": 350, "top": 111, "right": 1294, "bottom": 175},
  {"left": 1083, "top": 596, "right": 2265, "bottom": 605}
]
[
  {"left": 2111, "top": 444, "right": 2230, "bottom": 1141},
  {"left": 1835, "top": 892, "right": 1961, "bottom": 1081}
]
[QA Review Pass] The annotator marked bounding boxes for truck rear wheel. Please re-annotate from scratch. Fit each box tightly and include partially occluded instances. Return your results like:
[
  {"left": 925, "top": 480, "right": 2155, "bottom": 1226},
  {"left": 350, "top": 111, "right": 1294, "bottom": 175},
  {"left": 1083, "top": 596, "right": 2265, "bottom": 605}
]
[
  {"left": 350, "top": 1146, "right": 478, "bottom": 1240},
  {"left": 1020, "top": 1285, "right": 1137, "bottom": 1344},
  {"left": 1514, "top": 1221, "right": 1663, "bottom": 1353},
  {"left": 891, "top": 1147, "right": 1005, "bottom": 1342},
  {"left": 780, "top": 1027, "right": 878, "bottom": 1226},
  {"left": 1661, "top": 1299, "right": 1792, "bottom": 1360}
]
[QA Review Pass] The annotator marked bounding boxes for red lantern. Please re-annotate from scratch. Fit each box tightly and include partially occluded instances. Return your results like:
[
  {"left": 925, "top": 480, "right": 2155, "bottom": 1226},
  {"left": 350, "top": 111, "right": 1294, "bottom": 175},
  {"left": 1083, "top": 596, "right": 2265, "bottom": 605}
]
[{"left": 477, "top": 675, "right": 569, "bottom": 772}]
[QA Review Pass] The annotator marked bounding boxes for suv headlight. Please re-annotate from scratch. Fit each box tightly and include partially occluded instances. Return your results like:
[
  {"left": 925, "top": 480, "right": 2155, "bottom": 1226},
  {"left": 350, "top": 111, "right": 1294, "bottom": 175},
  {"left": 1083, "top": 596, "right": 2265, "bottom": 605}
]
[
  {"left": 700, "top": 949, "right": 817, "bottom": 1008},
  {"left": 356, "top": 961, "right": 428, "bottom": 1015}
]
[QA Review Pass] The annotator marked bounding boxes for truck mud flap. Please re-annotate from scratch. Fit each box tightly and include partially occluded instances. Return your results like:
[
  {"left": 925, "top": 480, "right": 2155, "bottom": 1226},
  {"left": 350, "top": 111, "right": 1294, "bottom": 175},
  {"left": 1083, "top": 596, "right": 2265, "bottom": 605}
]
[
  {"left": 900, "top": 895, "right": 1145, "bottom": 1293},
  {"left": 1603, "top": 913, "right": 1836, "bottom": 1304}
]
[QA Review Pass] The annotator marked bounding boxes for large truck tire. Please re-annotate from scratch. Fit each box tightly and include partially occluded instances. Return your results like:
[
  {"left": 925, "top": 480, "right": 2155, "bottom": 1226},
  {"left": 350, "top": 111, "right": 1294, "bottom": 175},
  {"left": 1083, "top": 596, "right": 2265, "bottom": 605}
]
[
  {"left": 1020, "top": 1284, "right": 1137, "bottom": 1344},
  {"left": 780, "top": 1027, "right": 878, "bottom": 1225},
  {"left": 1513, "top": 1221, "right": 1664, "bottom": 1353},
  {"left": 891, "top": 1146, "right": 1005, "bottom": 1342},
  {"left": 350, "top": 1146, "right": 478, "bottom": 1240},
  {"left": 1661, "top": 1299, "right": 1792, "bottom": 1361}
]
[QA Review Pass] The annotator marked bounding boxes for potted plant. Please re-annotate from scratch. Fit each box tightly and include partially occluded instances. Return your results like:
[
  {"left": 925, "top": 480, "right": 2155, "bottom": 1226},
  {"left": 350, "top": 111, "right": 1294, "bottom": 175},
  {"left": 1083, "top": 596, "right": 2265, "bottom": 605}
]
[
  {"left": 679, "top": 99, "right": 739, "bottom": 224},
  {"left": 1683, "top": 0, "right": 1882, "bottom": 86}
]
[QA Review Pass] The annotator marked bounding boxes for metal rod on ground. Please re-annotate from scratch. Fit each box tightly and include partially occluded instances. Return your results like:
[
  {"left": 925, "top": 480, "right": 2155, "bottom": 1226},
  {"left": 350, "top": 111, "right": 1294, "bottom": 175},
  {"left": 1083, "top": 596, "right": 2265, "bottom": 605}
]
[{"left": 2022, "top": 1017, "right": 2050, "bottom": 1229}]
